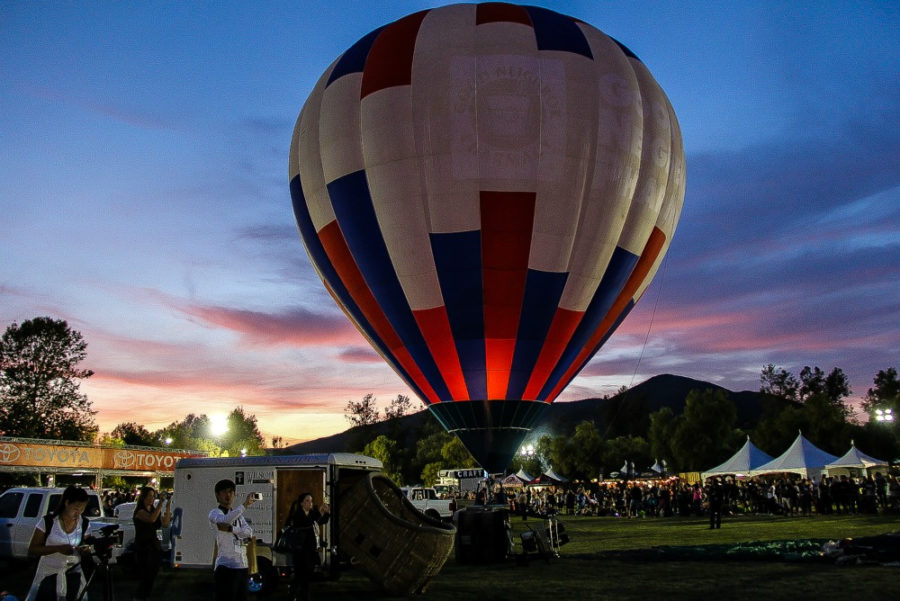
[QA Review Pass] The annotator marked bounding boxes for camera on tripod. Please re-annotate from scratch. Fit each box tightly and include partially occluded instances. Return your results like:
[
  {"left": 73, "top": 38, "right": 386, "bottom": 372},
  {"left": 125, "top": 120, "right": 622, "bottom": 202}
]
[{"left": 86, "top": 524, "right": 121, "bottom": 561}]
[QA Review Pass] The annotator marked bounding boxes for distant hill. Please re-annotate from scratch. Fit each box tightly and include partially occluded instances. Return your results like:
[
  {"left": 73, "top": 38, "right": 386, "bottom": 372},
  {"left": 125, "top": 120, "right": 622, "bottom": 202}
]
[
  {"left": 542, "top": 374, "right": 766, "bottom": 438},
  {"left": 284, "top": 374, "right": 765, "bottom": 454}
]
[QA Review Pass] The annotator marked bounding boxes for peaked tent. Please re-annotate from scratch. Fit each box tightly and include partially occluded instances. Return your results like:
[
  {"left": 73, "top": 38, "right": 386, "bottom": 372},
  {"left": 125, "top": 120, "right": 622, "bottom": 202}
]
[
  {"left": 529, "top": 468, "right": 568, "bottom": 486},
  {"left": 502, "top": 469, "right": 533, "bottom": 486},
  {"left": 702, "top": 436, "right": 774, "bottom": 480},
  {"left": 515, "top": 468, "right": 534, "bottom": 483},
  {"left": 825, "top": 443, "right": 889, "bottom": 477},
  {"left": 750, "top": 432, "right": 839, "bottom": 480},
  {"left": 543, "top": 467, "right": 569, "bottom": 483},
  {"left": 501, "top": 473, "right": 527, "bottom": 486}
]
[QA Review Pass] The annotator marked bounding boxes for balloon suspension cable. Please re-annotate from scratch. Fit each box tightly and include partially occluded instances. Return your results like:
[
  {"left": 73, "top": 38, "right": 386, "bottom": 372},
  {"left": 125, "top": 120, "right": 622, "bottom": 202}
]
[{"left": 630, "top": 253, "right": 669, "bottom": 389}]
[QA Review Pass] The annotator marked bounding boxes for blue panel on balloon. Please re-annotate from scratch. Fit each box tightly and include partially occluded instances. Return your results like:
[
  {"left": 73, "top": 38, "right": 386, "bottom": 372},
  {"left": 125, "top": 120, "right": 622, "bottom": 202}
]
[
  {"left": 291, "top": 176, "right": 430, "bottom": 403},
  {"left": 432, "top": 230, "right": 488, "bottom": 401},
  {"left": 327, "top": 27, "right": 385, "bottom": 87},
  {"left": 507, "top": 269, "right": 568, "bottom": 399},
  {"left": 525, "top": 6, "right": 592, "bottom": 59},
  {"left": 539, "top": 247, "right": 639, "bottom": 399},
  {"left": 327, "top": 170, "right": 451, "bottom": 401}
]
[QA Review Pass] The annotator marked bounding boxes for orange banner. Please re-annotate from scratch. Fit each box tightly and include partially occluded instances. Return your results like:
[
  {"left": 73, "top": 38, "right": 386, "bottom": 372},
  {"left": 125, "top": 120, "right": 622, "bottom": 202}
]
[{"left": 0, "top": 440, "right": 203, "bottom": 474}]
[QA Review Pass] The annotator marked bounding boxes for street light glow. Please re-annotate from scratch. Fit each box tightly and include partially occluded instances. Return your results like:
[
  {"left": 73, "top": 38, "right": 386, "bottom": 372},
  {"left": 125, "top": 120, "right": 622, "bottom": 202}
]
[
  {"left": 875, "top": 408, "right": 894, "bottom": 423},
  {"left": 209, "top": 414, "right": 229, "bottom": 436}
]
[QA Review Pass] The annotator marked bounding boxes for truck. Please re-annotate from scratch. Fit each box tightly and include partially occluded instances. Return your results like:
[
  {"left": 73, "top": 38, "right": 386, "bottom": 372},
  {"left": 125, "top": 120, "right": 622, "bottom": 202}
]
[
  {"left": 0, "top": 486, "right": 118, "bottom": 560},
  {"left": 400, "top": 486, "right": 455, "bottom": 520},
  {"left": 170, "top": 453, "right": 382, "bottom": 594}
]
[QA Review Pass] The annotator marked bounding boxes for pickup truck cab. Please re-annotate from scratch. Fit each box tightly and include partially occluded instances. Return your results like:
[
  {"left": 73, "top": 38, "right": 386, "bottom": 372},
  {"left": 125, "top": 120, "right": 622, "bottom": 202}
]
[
  {"left": 0, "top": 487, "right": 114, "bottom": 560},
  {"left": 401, "top": 486, "right": 455, "bottom": 520}
]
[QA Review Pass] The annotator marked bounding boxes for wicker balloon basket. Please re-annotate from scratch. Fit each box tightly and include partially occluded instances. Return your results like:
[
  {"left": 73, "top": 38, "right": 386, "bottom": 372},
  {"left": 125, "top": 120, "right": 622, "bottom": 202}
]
[{"left": 337, "top": 471, "right": 456, "bottom": 596}]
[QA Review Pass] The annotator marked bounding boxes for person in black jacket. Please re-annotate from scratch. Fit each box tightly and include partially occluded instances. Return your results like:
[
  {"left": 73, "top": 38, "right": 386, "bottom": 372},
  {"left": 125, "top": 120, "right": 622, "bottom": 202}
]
[
  {"left": 285, "top": 492, "right": 330, "bottom": 601},
  {"left": 706, "top": 477, "right": 724, "bottom": 529},
  {"left": 132, "top": 486, "right": 171, "bottom": 601}
]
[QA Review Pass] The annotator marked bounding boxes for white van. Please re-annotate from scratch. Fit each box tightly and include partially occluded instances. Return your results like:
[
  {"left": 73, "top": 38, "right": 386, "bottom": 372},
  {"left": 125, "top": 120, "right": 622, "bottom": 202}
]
[{"left": 0, "top": 487, "right": 111, "bottom": 560}]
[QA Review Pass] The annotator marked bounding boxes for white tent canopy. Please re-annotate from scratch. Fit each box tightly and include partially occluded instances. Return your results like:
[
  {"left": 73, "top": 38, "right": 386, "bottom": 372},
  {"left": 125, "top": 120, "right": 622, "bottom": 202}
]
[
  {"left": 514, "top": 468, "right": 534, "bottom": 483},
  {"left": 543, "top": 467, "right": 569, "bottom": 483},
  {"left": 750, "top": 431, "right": 839, "bottom": 480},
  {"left": 702, "top": 436, "right": 774, "bottom": 480},
  {"left": 825, "top": 442, "right": 889, "bottom": 476}
]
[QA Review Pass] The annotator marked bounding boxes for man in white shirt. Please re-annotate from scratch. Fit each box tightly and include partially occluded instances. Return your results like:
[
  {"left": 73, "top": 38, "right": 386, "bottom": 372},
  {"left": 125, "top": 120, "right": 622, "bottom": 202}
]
[{"left": 208, "top": 479, "right": 257, "bottom": 601}]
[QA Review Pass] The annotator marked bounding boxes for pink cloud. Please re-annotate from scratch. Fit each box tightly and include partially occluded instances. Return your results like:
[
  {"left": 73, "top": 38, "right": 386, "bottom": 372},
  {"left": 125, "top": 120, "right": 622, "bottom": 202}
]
[
  {"left": 179, "top": 304, "right": 361, "bottom": 347},
  {"left": 337, "top": 346, "right": 383, "bottom": 363}
]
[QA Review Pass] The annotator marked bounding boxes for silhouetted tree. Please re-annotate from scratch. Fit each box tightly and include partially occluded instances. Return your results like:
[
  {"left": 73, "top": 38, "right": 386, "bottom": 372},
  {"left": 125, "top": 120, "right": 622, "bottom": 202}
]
[
  {"left": 110, "top": 422, "right": 157, "bottom": 446},
  {"left": 864, "top": 367, "right": 899, "bottom": 410},
  {"left": 345, "top": 393, "right": 380, "bottom": 426},
  {"left": 647, "top": 406, "right": 677, "bottom": 467},
  {"left": 384, "top": 394, "right": 413, "bottom": 420},
  {"left": 0, "top": 317, "right": 97, "bottom": 441},
  {"left": 670, "top": 389, "right": 740, "bottom": 472},
  {"left": 760, "top": 363, "right": 799, "bottom": 401}
]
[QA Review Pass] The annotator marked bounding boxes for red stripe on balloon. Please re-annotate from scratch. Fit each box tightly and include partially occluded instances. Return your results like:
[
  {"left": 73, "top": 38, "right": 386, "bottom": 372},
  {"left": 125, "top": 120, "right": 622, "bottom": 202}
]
[
  {"left": 545, "top": 227, "right": 668, "bottom": 402},
  {"left": 360, "top": 10, "right": 429, "bottom": 99},
  {"left": 522, "top": 307, "right": 583, "bottom": 399},
  {"left": 481, "top": 191, "right": 535, "bottom": 400},
  {"left": 413, "top": 306, "right": 470, "bottom": 400},
  {"left": 476, "top": 3, "right": 532, "bottom": 26},
  {"left": 318, "top": 220, "right": 441, "bottom": 404}
]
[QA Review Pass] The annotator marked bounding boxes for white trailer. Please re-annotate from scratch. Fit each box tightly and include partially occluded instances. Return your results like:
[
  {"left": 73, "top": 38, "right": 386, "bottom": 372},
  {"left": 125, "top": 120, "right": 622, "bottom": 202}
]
[{"left": 170, "top": 453, "right": 381, "bottom": 593}]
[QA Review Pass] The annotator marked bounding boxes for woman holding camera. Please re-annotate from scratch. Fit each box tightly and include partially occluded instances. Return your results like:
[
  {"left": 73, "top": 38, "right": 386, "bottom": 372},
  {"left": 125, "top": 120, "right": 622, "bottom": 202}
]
[
  {"left": 284, "top": 492, "right": 330, "bottom": 601},
  {"left": 132, "top": 486, "right": 171, "bottom": 601},
  {"left": 25, "top": 485, "right": 95, "bottom": 601}
]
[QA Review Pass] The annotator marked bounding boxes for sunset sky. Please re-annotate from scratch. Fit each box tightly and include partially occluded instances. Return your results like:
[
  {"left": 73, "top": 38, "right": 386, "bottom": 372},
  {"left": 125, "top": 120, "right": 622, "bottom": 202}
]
[{"left": 2, "top": 1, "right": 897, "bottom": 445}]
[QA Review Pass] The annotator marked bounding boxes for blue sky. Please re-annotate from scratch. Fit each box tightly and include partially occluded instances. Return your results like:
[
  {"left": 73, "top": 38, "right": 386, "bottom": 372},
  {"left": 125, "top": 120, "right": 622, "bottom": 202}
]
[{"left": 1, "top": 1, "right": 897, "bottom": 444}]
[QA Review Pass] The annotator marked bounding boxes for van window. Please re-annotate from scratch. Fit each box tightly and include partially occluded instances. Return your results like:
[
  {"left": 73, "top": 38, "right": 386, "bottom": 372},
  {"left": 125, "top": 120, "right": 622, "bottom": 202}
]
[
  {"left": 24, "top": 493, "right": 44, "bottom": 518},
  {"left": 0, "top": 492, "right": 24, "bottom": 518}
]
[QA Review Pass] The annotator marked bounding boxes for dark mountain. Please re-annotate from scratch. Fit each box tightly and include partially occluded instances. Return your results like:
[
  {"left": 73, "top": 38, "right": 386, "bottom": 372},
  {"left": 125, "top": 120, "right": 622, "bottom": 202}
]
[
  {"left": 541, "top": 374, "right": 766, "bottom": 438},
  {"left": 284, "top": 373, "right": 765, "bottom": 454}
]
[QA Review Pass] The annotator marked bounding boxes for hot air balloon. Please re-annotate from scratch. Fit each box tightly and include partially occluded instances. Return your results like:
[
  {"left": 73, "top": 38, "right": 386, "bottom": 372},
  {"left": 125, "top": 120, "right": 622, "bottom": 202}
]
[{"left": 289, "top": 3, "right": 685, "bottom": 473}]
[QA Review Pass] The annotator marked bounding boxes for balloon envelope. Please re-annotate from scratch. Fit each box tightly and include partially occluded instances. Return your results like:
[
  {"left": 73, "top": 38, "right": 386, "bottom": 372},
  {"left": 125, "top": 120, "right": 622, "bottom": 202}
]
[{"left": 289, "top": 3, "right": 685, "bottom": 472}]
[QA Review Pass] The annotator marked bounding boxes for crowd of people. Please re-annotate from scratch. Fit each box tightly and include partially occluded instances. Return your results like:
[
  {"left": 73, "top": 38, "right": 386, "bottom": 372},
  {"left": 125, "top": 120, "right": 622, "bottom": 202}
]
[
  {"left": 486, "top": 471, "right": 900, "bottom": 521},
  {"left": 99, "top": 489, "right": 138, "bottom": 516}
]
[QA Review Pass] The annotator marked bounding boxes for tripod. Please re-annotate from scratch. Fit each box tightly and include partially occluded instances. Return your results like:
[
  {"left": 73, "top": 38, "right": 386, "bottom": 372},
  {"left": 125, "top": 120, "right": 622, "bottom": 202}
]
[{"left": 71, "top": 552, "right": 114, "bottom": 601}]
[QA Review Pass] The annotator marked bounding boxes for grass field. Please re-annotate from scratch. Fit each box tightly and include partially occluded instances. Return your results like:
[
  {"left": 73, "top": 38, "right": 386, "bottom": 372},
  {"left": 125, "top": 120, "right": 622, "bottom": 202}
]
[{"left": 3, "top": 513, "right": 898, "bottom": 601}]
